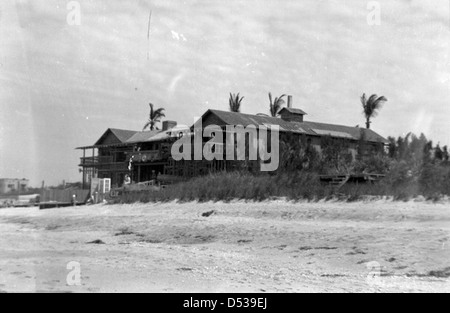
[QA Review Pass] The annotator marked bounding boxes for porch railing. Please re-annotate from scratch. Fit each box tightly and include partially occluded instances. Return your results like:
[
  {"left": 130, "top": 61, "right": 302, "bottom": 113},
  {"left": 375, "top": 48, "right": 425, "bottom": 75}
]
[
  {"left": 79, "top": 156, "right": 113, "bottom": 166},
  {"left": 128, "top": 150, "right": 163, "bottom": 162}
]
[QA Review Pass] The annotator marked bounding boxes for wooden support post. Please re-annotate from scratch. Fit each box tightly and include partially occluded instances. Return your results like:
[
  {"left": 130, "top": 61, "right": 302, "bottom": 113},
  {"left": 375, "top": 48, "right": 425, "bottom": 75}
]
[
  {"left": 91, "top": 148, "right": 96, "bottom": 178},
  {"left": 81, "top": 148, "right": 86, "bottom": 190},
  {"left": 137, "top": 164, "right": 141, "bottom": 183}
]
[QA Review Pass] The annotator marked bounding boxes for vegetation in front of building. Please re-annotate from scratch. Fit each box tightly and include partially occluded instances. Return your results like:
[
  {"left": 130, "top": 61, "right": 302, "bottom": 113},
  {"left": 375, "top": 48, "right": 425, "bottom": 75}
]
[{"left": 113, "top": 132, "right": 450, "bottom": 204}]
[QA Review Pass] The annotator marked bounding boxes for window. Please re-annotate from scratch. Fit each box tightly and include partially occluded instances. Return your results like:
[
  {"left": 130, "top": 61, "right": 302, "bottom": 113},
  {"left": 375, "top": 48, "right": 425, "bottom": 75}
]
[{"left": 99, "top": 178, "right": 111, "bottom": 194}]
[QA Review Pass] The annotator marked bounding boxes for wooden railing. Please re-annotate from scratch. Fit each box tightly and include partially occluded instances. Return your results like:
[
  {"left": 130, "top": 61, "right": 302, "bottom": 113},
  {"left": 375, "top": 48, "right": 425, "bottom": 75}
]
[
  {"left": 79, "top": 156, "right": 113, "bottom": 166},
  {"left": 97, "top": 163, "right": 128, "bottom": 171},
  {"left": 80, "top": 149, "right": 166, "bottom": 168},
  {"left": 128, "top": 150, "right": 162, "bottom": 162}
]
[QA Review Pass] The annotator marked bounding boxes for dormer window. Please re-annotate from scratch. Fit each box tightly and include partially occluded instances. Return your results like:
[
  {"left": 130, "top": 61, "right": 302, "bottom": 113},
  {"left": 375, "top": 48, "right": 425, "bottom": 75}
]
[{"left": 278, "top": 107, "right": 307, "bottom": 122}]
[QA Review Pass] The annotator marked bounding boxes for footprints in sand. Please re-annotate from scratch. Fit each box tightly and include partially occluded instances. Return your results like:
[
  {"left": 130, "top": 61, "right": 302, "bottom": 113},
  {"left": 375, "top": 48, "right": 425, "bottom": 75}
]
[
  {"left": 45, "top": 224, "right": 60, "bottom": 231},
  {"left": 346, "top": 247, "right": 367, "bottom": 255},
  {"left": 112, "top": 226, "right": 218, "bottom": 245},
  {"left": 297, "top": 246, "right": 338, "bottom": 252},
  {"left": 201, "top": 210, "right": 215, "bottom": 217},
  {"left": 356, "top": 260, "right": 369, "bottom": 265},
  {"left": 237, "top": 239, "right": 253, "bottom": 244},
  {"left": 86, "top": 239, "right": 106, "bottom": 245}
]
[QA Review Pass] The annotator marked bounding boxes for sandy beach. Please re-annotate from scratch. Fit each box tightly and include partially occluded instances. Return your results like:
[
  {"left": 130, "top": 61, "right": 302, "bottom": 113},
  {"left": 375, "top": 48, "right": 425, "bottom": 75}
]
[{"left": 0, "top": 199, "right": 449, "bottom": 293}]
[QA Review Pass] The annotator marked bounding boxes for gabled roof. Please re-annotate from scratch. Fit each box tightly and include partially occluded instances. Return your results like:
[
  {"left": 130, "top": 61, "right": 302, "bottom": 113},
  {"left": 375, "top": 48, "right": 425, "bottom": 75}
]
[
  {"left": 94, "top": 128, "right": 137, "bottom": 146},
  {"left": 76, "top": 126, "right": 184, "bottom": 150},
  {"left": 199, "top": 109, "right": 388, "bottom": 143},
  {"left": 200, "top": 110, "right": 314, "bottom": 134},
  {"left": 126, "top": 125, "right": 190, "bottom": 143},
  {"left": 144, "top": 130, "right": 175, "bottom": 142},
  {"left": 126, "top": 130, "right": 160, "bottom": 143},
  {"left": 300, "top": 121, "right": 387, "bottom": 143},
  {"left": 279, "top": 107, "right": 307, "bottom": 115},
  {"left": 76, "top": 128, "right": 138, "bottom": 149}
]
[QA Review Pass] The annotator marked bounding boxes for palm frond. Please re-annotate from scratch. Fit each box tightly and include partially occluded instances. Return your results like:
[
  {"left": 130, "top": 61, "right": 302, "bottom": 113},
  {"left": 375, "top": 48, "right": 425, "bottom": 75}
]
[
  {"left": 153, "top": 107, "right": 165, "bottom": 113},
  {"left": 368, "top": 94, "right": 379, "bottom": 104},
  {"left": 373, "top": 96, "right": 387, "bottom": 109},
  {"left": 229, "top": 92, "right": 243, "bottom": 112},
  {"left": 361, "top": 93, "right": 387, "bottom": 128},
  {"left": 360, "top": 93, "right": 367, "bottom": 107},
  {"left": 146, "top": 102, "right": 165, "bottom": 130},
  {"left": 276, "top": 98, "right": 286, "bottom": 106},
  {"left": 269, "top": 94, "right": 286, "bottom": 117},
  {"left": 149, "top": 103, "right": 154, "bottom": 117},
  {"left": 229, "top": 93, "right": 233, "bottom": 110},
  {"left": 142, "top": 121, "right": 151, "bottom": 131},
  {"left": 153, "top": 110, "right": 166, "bottom": 118}
]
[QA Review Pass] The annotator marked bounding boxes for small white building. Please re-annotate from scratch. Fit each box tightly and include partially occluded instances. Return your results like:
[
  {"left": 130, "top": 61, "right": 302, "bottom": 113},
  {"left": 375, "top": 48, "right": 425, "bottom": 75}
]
[{"left": 0, "top": 178, "right": 29, "bottom": 194}]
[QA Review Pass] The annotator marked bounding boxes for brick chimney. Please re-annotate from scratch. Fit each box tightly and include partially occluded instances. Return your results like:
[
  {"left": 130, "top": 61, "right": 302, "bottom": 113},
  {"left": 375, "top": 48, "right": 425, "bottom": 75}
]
[
  {"left": 162, "top": 120, "right": 177, "bottom": 131},
  {"left": 287, "top": 95, "right": 293, "bottom": 108}
]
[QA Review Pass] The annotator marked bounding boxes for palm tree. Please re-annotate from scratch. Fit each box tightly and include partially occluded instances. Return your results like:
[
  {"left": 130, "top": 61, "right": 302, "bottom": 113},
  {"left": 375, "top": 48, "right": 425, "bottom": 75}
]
[
  {"left": 143, "top": 102, "right": 165, "bottom": 131},
  {"left": 360, "top": 93, "right": 387, "bottom": 129},
  {"left": 229, "top": 93, "right": 244, "bottom": 112},
  {"left": 269, "top": 92, "right": 286, "bottom": 117}
]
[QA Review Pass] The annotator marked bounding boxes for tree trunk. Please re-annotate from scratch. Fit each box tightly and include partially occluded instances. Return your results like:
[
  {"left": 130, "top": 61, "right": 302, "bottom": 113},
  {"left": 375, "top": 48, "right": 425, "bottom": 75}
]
[{"left": 366, "top": 118, "right": 371, "bottom": 129}]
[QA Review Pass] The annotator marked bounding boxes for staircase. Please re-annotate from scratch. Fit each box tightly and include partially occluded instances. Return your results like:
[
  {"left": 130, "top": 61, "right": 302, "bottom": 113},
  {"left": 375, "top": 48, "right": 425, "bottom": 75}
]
[
  {"left": 319, "top": 174, "right": 350, "bottom": 190},
  {"left": 330, "top": 175, "right": 350, "bottom": 189}
]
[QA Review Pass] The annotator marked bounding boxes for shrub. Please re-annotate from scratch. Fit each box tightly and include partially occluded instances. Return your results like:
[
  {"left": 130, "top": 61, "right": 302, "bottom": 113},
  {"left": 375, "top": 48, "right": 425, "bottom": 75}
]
[
  {"left": 112, "top": 171, "right": 333, "bottom": 204},
  {"left": 419, "top": 164, "right": 450, "bottom": 197},
  {"left": 353, "top": 153, "right": 391, "bottom": 174}
]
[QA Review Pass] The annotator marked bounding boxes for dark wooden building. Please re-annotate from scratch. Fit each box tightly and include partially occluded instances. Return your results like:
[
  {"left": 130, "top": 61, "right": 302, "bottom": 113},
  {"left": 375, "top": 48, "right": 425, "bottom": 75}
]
[
  {"left": 77, "top": 105, "right": 387, "bottom": 189},
  {"left": 77, "top": 121, "right": 179, "bottom": 188}
]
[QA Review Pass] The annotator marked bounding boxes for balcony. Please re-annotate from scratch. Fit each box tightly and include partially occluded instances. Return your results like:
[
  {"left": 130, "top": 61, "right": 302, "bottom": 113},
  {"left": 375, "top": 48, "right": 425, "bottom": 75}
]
[
  {"left": 97, "top": 162, "right": 129, "bottom": 172},
  {"left": 79, "top": 156, "right": 113, "bottom": 166},
  {"left": 128, "top": 150, "right": 163, "bottom": 163},
  {"left": 80, "top": 150, "right": 166, "bottom": 169}
]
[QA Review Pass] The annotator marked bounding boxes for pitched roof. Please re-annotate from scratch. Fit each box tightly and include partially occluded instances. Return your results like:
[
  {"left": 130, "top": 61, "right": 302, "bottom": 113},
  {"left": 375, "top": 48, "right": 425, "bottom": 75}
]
[
  {"left": 144, "top": 130, "right": 174, "bottom": 142},
  {"left": 76, "top": 128, "right": 138, "bottom": 149},
  {"left": 126, "top": 130, "right": 161, "bottom": 143},
  {"left": 300, "top": 121, "right": 387, "bottom": 143},
  {"left": 202, "top": 110, "right": 314, "bottom": 134},
  {"left": 107, "top": 128, "right": 138, "bottom": 143},
  {"left": 279, "top": 107, "right": 307, "bottom": 115},
  {"left": 76, "top": 125, "right": 185, "bottom": 149},
  {"left": 202, "top": 110, "right": 388, "bottom": 143},
  {"left": 93, "top": 128, "right": 137, "bottom": 146},
  {"left": 126, "top": 125, "right": 190, "bottom": 143}
]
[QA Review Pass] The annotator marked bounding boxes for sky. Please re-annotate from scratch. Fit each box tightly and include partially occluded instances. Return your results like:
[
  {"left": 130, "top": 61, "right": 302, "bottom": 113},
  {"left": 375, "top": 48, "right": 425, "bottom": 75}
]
[{"left": 0, "top": 0, "right": 449, "bottom": 187}]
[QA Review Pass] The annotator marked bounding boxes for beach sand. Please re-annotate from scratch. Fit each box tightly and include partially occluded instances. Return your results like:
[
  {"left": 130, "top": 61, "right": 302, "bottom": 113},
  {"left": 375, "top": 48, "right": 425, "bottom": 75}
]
[{"left": 0, "top": 199, "right": 449, "bottom": 293}]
